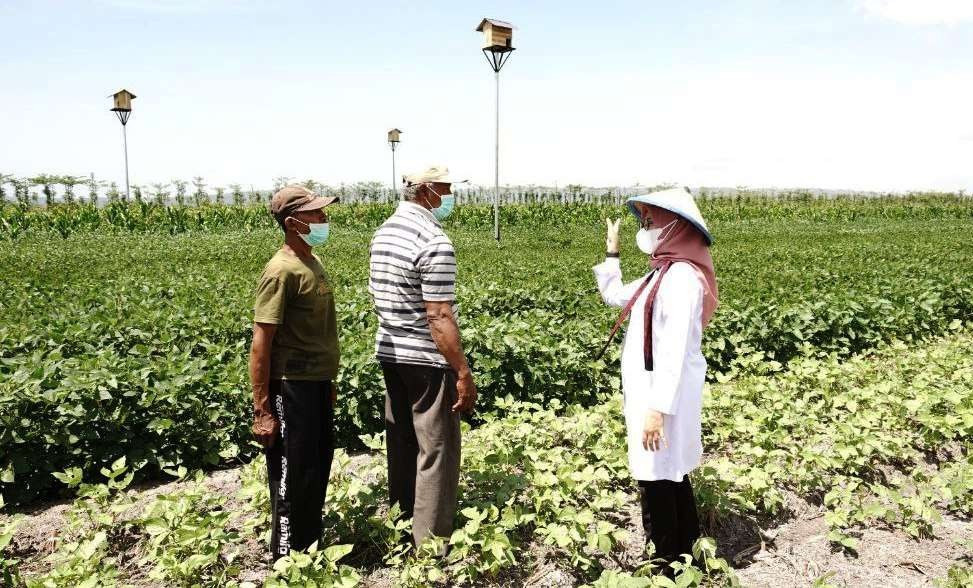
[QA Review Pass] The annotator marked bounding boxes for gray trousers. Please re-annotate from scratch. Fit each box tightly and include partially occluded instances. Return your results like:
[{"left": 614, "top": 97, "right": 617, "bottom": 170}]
[{"left": 380, "top": 362, "right": 461, "bottom": 546}]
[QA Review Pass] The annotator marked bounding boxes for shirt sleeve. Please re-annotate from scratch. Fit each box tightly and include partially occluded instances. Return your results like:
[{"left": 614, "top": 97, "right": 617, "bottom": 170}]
[
  {"left": 417, "top": 237, "right": 456, "bottom": 302},
  {"left": 253, "top": 275, "right": 287, "bottom": 324},
  {"left": 644, "top": 265, "right": 703, "bottom": 415},
  {"left": 592, "top": 257, "right": 649, "bottom": 308}
]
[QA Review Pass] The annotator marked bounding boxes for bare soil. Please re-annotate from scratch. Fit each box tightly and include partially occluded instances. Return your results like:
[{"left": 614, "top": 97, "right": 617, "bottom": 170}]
[{"left": 4, "top": 457, "right": 971, "bottom": 587}]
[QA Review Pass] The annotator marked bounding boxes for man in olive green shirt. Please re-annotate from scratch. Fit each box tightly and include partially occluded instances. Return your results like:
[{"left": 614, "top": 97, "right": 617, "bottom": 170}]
[{"left": 249, "top": 184, "right": 340, "bottom": 561}]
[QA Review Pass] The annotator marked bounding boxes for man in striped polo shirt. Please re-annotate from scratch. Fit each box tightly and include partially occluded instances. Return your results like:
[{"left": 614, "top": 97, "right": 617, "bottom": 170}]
[{"left": 368, "top": 165, "right": 477, "bottom": 547}]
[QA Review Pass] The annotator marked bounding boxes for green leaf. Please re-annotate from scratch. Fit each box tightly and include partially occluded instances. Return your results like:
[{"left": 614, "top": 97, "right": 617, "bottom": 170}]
[
  {"left": 323, "top": 543, "right": 354, "bottom": 563},
  {"left": 52, "top": 467, "right": 83, "bottom": 487},
  {"left": 840, "top": 536, "right": 858, "bottom": 550}
]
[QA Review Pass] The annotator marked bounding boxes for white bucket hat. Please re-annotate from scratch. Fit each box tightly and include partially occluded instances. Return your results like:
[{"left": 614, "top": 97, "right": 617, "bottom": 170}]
[
  {"left": 626, "top": 186, "right": 713, "bottom": 245},
  {"left": 403, "top": 165, "right": 468, "bottom": 186}
]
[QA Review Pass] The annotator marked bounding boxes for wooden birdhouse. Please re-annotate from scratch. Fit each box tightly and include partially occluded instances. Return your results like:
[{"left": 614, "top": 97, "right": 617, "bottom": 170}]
[
  {"left": 110, "top": 89, "right": 136, "bottom": 112},
  {"left": 476, "top": 18, "right": 514, "bottom": 52},
  {"left": 387, "top": 128, "right": 402, "bottom": 144}
]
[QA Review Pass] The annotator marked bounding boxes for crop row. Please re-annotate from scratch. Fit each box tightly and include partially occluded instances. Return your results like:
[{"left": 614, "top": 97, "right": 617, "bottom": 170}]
[
  {"left": 1, "top": 206, "right": 971, "bottom": 504},
  {"left": 2, "top": 331, "right": 970, "bottom": 586},
  {"left": 2, "top": 197, "right": 972, "bottom": 238},
  {"left": 3, "top": 171, "right": 968, "bottom": 210},
  {"left": 700, "top": 331, "right": 973, "bottom": 547}
]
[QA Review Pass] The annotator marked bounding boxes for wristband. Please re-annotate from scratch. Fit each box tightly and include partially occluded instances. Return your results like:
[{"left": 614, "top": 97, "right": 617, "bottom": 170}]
[{"left": 606, "top": 252, "right": 620, "bottom": 258}]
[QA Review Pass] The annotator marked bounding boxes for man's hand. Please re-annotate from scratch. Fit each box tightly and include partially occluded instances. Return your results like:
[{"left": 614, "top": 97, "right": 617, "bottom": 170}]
[
  {"left": 253, "top": 409, "right": 279, "bottom": 448},
  {"left": 425, "top": 300, "right": 476, "bottom": 413},
  {"left": 641, "top": 409, "right": 668, "bottom": 452},
  {"left": 605, "top": 218, "right": 622, "bottom": 254},
  {"left": 452, "top": 371, "right": 477, "bottom": 413}
]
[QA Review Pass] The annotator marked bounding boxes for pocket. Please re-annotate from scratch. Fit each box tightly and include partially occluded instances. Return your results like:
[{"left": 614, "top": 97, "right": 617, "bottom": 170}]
[{"left": 441, "top": 369, "right": 459, "bottom": 411}]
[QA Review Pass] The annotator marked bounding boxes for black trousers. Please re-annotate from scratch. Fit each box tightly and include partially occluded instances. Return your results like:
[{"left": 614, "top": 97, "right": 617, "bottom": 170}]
[
  {"left": 265, "top": 379, "right": 334, "bottom": 561},
  {"left": 639, "top": 475, "right": 700, "bottom": 563}
]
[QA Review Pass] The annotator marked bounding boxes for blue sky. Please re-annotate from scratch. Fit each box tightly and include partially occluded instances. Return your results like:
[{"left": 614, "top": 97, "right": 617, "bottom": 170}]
[{"left": 2, "top": 0, "right": 972, "bottom": 191}]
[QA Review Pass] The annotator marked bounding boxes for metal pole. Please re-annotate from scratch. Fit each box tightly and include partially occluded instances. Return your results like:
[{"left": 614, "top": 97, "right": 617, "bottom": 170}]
[
  {"left": 391, "top": 143, "right": 397, "bottom": 200},
  {"left": 493, "top": 68, "right": 500, "bottom": 241},
  {"left": 122, "top": 123, "right": 131, "bottom": 201}
]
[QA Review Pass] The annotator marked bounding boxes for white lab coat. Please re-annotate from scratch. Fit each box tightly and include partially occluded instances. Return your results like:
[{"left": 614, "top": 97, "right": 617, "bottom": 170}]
[{"left": 593, "top": 258, "right": 706, "bottom": 482}]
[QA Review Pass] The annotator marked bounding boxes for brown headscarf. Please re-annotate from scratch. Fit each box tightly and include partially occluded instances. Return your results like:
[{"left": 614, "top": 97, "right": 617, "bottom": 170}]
[{"left": 639, "top": 205, "right": 719, "bottom": 370}]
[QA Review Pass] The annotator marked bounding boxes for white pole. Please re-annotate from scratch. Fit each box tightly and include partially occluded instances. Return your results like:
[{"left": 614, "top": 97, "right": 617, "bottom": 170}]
[
  {"left": 122, "top": 124, "right": 131, "bottom": 201},
  {"left": 494, "top": 69, "right": 500, "bottom": 241},
  {"left": 391, "top": 143, "right": 398, "bottom": 200}
]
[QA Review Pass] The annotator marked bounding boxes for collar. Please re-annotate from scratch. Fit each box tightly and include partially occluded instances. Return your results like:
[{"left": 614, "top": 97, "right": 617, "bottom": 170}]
[{"left": 396, "top": 200, "right": 441, "bottom": 227}]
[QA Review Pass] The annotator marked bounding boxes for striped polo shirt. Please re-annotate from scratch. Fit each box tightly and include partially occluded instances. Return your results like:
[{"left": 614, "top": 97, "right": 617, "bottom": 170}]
[{"left": 369, "top": 201, "right": 458, "bottom": 367}]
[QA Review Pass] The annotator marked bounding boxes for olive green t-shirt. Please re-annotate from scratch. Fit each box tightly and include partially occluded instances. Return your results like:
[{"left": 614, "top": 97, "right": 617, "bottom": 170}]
[{"left": 253, "top": 250, "right": 339, "bottom": 381}]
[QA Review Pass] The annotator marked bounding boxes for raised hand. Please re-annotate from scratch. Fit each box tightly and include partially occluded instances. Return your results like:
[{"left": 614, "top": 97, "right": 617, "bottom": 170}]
[{"left": 605, "top": 218, "right": 622, "bottom": 254}]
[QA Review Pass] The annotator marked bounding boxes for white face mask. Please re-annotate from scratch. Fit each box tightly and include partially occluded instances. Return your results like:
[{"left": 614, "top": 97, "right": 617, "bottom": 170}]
[
  {"left": 635, "top": 220, "right": 676, "bottom": 255},
  {"left": 635, "top": 229, "right": 654, "bottom": 254}
]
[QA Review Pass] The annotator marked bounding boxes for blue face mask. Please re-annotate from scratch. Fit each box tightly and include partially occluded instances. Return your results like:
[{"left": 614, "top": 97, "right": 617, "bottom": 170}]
[
  {"left": 427, "top": 186, "right": 455, "bottom": 221},
  {"left": 293, "top": 218, "right": 330, "bottom": 246}
]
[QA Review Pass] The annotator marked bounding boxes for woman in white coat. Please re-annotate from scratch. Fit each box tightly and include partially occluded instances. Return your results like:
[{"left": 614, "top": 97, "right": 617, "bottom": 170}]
[{"left": 592, "top": 187, "right": 719, "bottom": 566}]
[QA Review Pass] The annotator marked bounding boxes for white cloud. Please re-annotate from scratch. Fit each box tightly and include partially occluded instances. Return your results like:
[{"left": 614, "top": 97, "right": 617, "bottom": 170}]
[{"left": 859, "top": 0, "right": 973, "bottom": 26}]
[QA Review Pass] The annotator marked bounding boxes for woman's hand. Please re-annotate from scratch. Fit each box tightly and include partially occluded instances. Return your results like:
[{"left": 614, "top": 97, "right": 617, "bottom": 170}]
[
  {"left": 605, "top": 218, "right": 622, "bottom": 254},
  {"left": 642, "top": 409, "right": 668, "bottom": 451}
]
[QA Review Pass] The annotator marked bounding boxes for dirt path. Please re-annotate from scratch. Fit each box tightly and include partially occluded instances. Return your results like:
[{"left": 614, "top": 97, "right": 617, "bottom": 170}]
[{"left": 733, "top": 513, "right": 972, "bottom": 587}]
